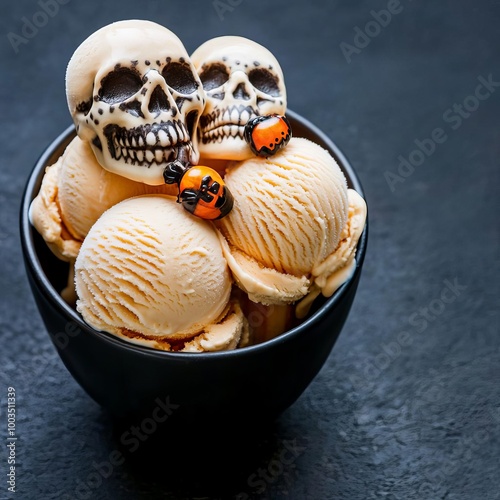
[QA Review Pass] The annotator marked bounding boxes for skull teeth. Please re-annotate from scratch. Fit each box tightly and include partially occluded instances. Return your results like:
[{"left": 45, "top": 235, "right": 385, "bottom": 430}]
[
  {"left": 158, "top": 129, "right": 168, "bottom": 144},
  {"left": 199, "top": 105, "right": 258, "bottom": 144},
  {"left": 112, "top": 145, "right": 195, "bottom": 166},
  {"left": 104, "top": 120, "right": 194, "bottom": 166},
  {"left": 175, "top": 122, "right": 184, "bottom": 142},
  {"left": 201, "top": 127, "right": 246, "bottom": 144},
  {"left": 146, "top": 132, "right": 156, "bottom": 146},
  {"left": 169, "top": 127, "right": 178, "bottom": 144},
  {"left": 240, "top": 108, "right": 251, "bottom": 124}
]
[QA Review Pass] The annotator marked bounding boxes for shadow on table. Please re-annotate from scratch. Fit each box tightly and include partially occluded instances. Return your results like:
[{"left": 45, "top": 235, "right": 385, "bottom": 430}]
[{"left": 112, "top": 416, "right": 296, "bottom": 498}]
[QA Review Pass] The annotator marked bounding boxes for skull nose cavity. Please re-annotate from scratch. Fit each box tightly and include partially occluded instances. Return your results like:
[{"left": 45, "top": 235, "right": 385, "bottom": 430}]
[
  {"left": 233, "top": 83, "right": 250, "bottom": 100},
  {"left": 148, "top": 85, "right": 171, "bottom": 115}
]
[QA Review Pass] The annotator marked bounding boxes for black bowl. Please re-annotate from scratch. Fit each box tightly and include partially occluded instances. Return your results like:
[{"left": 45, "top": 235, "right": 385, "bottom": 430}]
[{"left": 20, "top": 110, "right": 368, "bottom": 428}]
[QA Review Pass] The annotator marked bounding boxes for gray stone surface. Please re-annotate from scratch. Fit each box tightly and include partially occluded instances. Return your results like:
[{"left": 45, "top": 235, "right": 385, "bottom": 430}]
[{"left": 1, "top": 1, "right": 499, "bottom": 499}]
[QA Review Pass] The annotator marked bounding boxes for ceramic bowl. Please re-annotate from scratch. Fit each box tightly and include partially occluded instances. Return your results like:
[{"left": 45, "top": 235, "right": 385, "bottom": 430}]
[{"left": 20, "top": 110, "right": 368, "bottom": 428}]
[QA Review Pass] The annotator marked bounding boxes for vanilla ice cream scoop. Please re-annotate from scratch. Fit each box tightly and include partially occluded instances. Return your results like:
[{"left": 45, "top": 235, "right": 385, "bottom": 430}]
[
  {"left": 216, "top": 137, "right": 366, "bottom": 308},
  {"left": 75, "top": 195, "right": 247, "bottom": 351},
  {"left": 295, "top": 189, "right": 367, "bottom": 318},
  {"left": 29, "top": 137, "right": 176, "bottom": 261}
]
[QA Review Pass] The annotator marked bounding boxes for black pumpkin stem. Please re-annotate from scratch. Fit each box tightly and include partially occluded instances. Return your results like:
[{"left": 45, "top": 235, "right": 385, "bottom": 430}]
[{"left": 163, "top": 160, "right": 187, "bottom": 185}]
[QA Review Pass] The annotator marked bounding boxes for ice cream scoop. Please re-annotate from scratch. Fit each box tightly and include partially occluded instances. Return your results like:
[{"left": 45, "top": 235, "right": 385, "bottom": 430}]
[
  {"left": 216, "top": 137, "right": 367, "bottom": 311},
  {"left": 295, "top": 188, "right": 367, "bottom": 318},
  {"left": 75, "top": 195, "right": 248, "bottom": 351},
  {"left": 29, "top": 137, "right": 176, "bottom": 261}
]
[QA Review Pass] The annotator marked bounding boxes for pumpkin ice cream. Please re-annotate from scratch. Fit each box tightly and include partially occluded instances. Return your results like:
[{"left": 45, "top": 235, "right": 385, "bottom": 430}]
[
  {"left": 74, "top": 195, "right": 249, "bottom": 352},
  {"left": 29, "top": 137, "right": 176, "bottom": 261},
  {"left": 216, "top": 137, "right": 367, "bottom": 318}
]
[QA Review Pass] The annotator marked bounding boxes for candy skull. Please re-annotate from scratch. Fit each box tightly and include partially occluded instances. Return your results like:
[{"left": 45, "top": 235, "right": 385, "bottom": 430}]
[
  {"left": 191, "top": 36, "right": 287, "bottom": 161},
  {"left": 66, "top": 20, "right": 205, "bottom": 185}
]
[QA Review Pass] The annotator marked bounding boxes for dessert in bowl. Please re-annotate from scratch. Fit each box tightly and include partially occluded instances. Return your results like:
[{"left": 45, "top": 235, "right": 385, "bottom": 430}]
[
  {"left": 20, "top": 20, "right": 368, "bottom": 427},
  {"left": 21, "top": 111, "right": 367, "bottom": 426}
]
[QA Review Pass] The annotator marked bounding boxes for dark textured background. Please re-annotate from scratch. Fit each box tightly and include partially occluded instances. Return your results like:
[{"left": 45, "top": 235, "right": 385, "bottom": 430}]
[{"left": 1, "top": 1, "right": 500, "bottom": 499}]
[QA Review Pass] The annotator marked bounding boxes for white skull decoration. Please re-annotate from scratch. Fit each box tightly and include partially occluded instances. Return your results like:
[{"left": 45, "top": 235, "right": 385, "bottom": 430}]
[
  {"left": 191, "top": 36, "right": 287, "bottom": 161},
  {"left": 66, "top": 20, "right": 205, "bottom": 185}
]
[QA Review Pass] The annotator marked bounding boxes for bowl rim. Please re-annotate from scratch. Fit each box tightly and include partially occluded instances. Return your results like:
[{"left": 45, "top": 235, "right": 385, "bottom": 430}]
[{"left": 20, "top": 109, "right": 368, "bottom": 360}]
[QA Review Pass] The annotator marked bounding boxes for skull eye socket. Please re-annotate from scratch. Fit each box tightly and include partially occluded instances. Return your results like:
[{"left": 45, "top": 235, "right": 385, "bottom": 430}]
[
  {"left": 248, "top": 68, "right": 280, "bottom": 97},
  {"left": 162, "top": 62, "right": 198, "bottom": 94},
  {"left": 98, "top": 68, "right": 143, "bottom": 104},
  {"left": 199, "top": 63, "right": 229, "bottom": 91}
]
